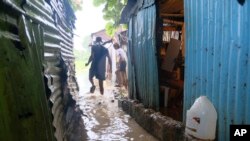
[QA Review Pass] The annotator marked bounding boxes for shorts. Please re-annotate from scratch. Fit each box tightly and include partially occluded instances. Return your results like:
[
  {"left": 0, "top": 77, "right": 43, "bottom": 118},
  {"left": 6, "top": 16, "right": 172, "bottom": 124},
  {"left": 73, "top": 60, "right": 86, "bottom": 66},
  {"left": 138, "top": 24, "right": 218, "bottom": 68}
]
[
  {"left": 89, "top": 67, "right": 105, "bottom": 81},
  {"left": 119, "top": 61, "right": 126, "bottom": 72}
]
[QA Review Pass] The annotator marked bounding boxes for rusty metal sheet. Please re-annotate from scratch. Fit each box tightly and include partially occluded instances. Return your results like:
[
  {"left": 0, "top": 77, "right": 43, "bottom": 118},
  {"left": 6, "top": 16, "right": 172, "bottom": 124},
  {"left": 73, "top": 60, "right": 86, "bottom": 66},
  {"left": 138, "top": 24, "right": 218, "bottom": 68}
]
[
  {"left": 0, "top": 13, "right": 55, "bottom": 140},
  {"left": 159, "top": 0, "right": 184, "bottom": 14},
  {"left": 0, "top": 0, "right": 78, "bottom": 140}
]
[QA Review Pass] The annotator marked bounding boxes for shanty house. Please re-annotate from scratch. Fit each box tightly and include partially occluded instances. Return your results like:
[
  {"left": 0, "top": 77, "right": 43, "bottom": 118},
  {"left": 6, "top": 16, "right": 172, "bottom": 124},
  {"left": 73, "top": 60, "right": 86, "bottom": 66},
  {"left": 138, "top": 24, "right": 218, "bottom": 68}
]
[{"left": 121, "top": 0, "right": 250, "bottom": 140}]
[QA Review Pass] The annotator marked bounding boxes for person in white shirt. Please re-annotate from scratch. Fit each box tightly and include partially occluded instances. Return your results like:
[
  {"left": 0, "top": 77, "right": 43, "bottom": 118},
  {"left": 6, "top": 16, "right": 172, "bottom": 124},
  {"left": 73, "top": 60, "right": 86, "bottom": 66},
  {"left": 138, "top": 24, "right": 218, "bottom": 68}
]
[{"left": 113, "top": 43, "right": 127, "bottom": 89}]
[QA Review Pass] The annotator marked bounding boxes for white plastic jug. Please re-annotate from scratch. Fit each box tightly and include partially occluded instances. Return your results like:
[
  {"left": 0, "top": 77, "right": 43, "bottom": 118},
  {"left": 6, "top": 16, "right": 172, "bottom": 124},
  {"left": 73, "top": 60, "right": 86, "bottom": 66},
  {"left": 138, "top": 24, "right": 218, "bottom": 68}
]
[{"left": 185, "top": 96, "right": 217, "bottom": 140}]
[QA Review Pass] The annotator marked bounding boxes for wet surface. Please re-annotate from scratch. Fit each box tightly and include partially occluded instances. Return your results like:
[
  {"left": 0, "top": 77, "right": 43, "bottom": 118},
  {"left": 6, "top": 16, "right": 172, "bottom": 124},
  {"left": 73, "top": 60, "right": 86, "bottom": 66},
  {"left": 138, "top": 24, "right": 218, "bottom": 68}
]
[{"left": 76, "top": 74, "right": 158, "bottom": 141}]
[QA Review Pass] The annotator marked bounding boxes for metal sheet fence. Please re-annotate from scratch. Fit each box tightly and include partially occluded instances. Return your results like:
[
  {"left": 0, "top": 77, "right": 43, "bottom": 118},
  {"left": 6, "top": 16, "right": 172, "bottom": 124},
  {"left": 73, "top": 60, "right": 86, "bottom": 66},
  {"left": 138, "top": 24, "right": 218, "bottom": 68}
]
[
  {"left": 127, "top": 2, "right": 159, "bottom": 109},
  {"left": 184, "top": 0, "right": 250, "bottom": 140},
  {"left": 0, "top": 0, "right": 78, "bottom": 140}
]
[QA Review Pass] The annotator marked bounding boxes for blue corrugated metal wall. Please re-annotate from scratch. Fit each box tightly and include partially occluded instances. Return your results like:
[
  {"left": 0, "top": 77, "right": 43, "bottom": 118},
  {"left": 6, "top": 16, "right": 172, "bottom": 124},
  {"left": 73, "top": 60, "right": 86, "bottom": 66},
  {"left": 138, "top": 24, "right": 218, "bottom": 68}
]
[
  {"left": 184, "top": 0, "right": 250, "bottom": 140},
  {"left": 127, "top": 0, "right": 159, "bottom": 108}
]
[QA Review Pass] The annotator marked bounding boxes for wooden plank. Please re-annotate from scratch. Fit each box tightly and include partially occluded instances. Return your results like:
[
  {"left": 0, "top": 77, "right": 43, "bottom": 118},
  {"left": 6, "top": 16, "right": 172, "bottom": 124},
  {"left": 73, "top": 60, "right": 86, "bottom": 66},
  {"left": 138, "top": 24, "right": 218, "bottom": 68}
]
[
  {"left": 162, "top": 26, "right": 178, "bottom": 31},
  {"left": 163, "top": 19, "right": 184, "bottom": 25},
  {"left": 181, "top": 24, "right": 185, "bottom": 56},
  {"left": 161, "top": 38, "right": 181, "bottom": 71},
  {"left": 160, "top": 13, "right": 184, "bottom": 17},
  {"left": 159, "top": 0, "right": 184, "bottom": 14}
]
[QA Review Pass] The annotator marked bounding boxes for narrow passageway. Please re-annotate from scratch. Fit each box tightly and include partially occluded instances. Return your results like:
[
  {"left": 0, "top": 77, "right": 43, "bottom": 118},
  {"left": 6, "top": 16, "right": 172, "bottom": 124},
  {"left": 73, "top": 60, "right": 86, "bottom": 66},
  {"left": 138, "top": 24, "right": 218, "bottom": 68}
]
[{"left": 76, "top": 73, "right": 158, "bottom": 141}]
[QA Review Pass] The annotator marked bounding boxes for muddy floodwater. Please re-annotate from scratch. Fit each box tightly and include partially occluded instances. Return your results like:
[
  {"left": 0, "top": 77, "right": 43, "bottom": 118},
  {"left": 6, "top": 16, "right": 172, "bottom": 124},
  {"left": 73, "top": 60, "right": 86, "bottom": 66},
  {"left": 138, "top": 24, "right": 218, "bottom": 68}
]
[{"left": 76, "top": 74, "right": 158, "bottom": 141}]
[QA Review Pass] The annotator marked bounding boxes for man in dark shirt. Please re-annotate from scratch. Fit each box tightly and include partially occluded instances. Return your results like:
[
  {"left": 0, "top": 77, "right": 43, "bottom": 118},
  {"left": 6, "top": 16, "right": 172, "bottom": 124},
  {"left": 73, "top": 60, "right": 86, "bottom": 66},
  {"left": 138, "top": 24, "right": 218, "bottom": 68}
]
[{"left": 85, "top": 37, "right": 112, "bottom": 95}]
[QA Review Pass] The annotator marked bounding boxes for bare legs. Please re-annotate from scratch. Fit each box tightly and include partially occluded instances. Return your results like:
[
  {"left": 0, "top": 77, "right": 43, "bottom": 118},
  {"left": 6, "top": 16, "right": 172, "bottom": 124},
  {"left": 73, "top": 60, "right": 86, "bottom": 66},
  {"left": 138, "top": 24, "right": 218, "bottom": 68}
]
[
  {"left": 115, "top": 70, "right": 122, "bottom": 86},
  {"left": 89, "top": 77, "right": 94, "bottom": 86},
  {"left": 115, "top": 70, "right": 127, "bottom": 89},
  {"left": 121, "top": 72, "right": 128, "bottom": 90},
  {"left": 89, "top": 77, "right": 104, "bottom": 94},
  {"left": 99, "top": 80, "right": 104, "bottom": 95}
]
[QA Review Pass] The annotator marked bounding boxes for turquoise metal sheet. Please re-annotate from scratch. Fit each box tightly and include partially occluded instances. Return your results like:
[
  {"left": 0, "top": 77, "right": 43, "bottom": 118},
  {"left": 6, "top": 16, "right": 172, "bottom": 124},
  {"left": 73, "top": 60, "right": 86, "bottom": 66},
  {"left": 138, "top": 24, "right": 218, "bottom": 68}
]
[
  {"left": 127, "top": 3, "right": 159, "bottom": 109},
  {"left": 184, "top": 0, "right": 250, "bottom": 140}
]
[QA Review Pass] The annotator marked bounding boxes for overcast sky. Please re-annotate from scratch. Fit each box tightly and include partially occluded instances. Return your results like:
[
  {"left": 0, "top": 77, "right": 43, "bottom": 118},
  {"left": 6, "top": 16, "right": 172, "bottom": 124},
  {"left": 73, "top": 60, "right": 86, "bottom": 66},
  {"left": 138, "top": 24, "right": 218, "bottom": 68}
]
[{"left": 73, "top": 1, "right": 106, "bottom": 50}]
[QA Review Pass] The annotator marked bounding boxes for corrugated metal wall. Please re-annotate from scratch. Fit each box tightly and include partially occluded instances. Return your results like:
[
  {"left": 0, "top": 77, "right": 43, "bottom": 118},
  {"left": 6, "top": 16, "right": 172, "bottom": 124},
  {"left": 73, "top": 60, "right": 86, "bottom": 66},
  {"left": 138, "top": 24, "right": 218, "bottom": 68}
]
[
  {"left": 127, "top": 0, "right": 159, "bottom": 108},
  {"left": 184, "top": 0, "right": 250, "bottom": 140},
  {"left": 0, "top": 0, "right": 79, "bottom": 140}
]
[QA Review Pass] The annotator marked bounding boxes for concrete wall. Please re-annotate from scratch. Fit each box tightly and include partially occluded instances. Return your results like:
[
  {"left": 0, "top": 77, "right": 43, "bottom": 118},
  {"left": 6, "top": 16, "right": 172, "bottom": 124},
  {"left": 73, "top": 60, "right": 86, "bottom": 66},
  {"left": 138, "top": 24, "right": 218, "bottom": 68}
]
[{"left": 118, "top": 99, "right": 185, "bottom": 141}]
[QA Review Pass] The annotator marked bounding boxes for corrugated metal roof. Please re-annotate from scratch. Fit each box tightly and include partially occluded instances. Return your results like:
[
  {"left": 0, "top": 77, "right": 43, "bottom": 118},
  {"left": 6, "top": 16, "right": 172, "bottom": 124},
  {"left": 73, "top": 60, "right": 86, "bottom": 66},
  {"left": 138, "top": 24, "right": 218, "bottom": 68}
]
[
  {"left": 120, "top": 0, "right": 155, "bottom": 23},
  {"left": 91, "top": 29, "right": 112, "bottom": 42},
  {"left": 184, "top": 0, "right": 250, "bottom": 140}
]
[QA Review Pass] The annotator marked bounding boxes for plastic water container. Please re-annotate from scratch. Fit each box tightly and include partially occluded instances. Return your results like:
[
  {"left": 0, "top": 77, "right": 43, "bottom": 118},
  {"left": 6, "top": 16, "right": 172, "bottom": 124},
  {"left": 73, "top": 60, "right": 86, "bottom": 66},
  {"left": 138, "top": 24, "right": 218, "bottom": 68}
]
[{"left": 185, "top": 96, "right": 217, "bottom": 140}]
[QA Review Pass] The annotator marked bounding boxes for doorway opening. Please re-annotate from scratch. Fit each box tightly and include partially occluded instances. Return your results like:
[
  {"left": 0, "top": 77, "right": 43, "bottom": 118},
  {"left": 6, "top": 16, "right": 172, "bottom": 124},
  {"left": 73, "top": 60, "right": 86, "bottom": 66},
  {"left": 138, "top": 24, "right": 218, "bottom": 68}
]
[{"left": 157, "top": 0, "right": 185, "bottom": 121}]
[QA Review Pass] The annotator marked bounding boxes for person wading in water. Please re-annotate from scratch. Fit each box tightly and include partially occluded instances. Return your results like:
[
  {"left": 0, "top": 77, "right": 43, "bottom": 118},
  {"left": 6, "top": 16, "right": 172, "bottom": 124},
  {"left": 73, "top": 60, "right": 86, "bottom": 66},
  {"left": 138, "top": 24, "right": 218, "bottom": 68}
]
[{"left": 85, "top": 37, "right": 112, "bottom": 95}]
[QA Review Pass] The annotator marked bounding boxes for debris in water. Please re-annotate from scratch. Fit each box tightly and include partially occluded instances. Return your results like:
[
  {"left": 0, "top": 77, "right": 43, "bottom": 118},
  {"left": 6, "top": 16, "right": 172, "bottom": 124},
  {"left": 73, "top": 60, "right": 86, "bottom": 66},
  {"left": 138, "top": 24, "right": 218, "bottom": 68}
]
[{"left": 139, "top": 134, "right": 145, "bottom": 138}]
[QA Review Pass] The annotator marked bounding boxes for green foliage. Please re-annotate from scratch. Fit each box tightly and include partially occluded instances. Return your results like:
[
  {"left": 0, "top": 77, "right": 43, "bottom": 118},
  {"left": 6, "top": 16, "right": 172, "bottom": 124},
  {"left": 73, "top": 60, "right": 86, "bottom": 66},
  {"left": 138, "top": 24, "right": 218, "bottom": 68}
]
[
  {"left": 74, "top": 35, "right": 91, "bottom": 74},
  {"left": 92, "top": 0, "right": 128, "bottom": 36},
  {"left": 105, "top": 22, "right": 117, "bottom": 36},
  {"left": 74, "top": 49, "right": 90, "bottom": 74},
  {"left": 93, "top": 0, "right": 106, "bottom": 7},
  {"left": 69, "top": 0, "right": 83, "bottom": 11},
  {"left": 82, "top": 35, "right": 91, "bottom": 48},
  {"left": 121, "top": 24, "right": 128, "bottom": 29}
]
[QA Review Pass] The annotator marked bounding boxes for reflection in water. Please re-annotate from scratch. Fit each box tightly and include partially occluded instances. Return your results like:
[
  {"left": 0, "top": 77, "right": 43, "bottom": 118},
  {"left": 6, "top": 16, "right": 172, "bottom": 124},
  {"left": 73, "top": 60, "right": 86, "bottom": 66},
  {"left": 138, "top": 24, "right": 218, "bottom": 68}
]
[{"left": 76, "top": 74, "right": 158, "bottom": 141}]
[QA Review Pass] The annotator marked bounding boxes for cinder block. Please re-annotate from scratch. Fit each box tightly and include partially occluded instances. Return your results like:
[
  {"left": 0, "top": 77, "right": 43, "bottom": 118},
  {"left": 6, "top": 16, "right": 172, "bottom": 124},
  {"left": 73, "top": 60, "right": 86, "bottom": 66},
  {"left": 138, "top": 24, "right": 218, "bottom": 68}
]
[{"left": 120, "top": 99, "right": 185, "bottom": 141}]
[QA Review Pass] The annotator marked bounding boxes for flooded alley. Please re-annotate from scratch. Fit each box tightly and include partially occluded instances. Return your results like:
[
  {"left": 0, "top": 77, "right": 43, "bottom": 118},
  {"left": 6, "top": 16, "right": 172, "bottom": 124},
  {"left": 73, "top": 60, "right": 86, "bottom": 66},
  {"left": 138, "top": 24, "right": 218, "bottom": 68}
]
[
  {"left": 75, "top": 73, "right": 158, "bottom": 141},
  {"left": 1, "top": 0, "right": 249, "bottom": 140}
]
